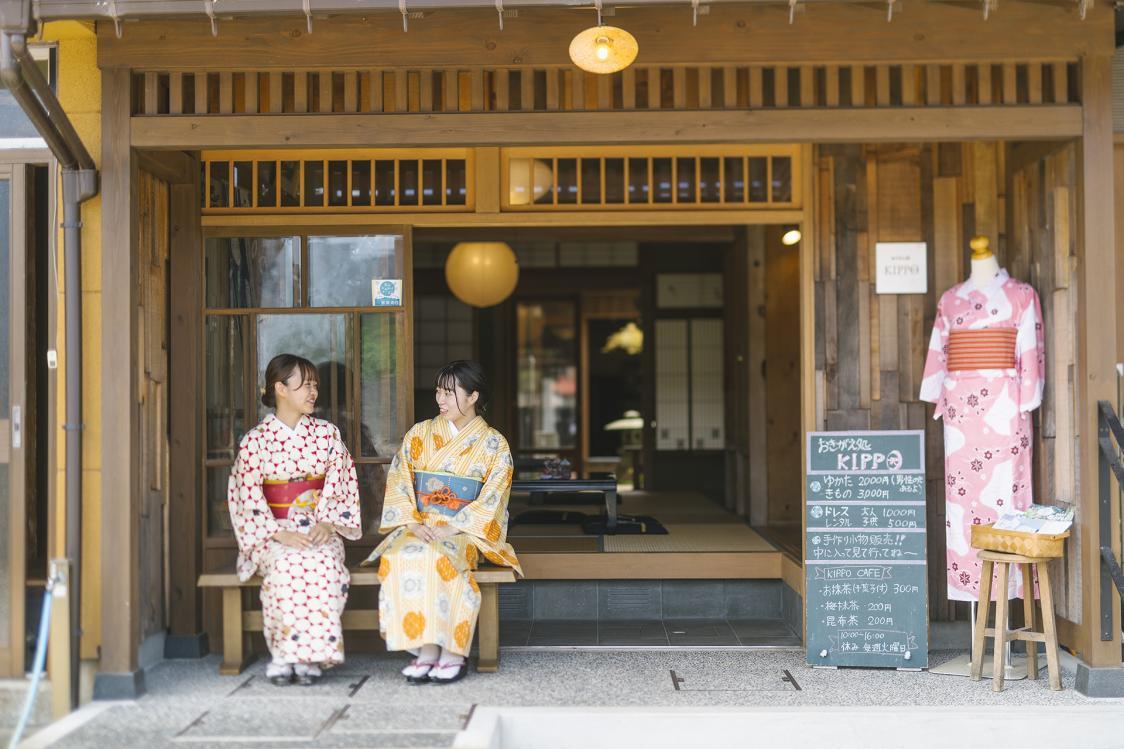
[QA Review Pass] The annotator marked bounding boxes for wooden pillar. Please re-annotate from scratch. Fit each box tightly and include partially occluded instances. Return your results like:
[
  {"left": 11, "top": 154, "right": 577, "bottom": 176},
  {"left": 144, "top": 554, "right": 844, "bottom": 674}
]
[
  {"left": 96, "top": 67, "right": 144, "bottom": 698},
  {"left": 166, "top": 155, "right": 205, "bottom": 656},
  {"left": 1076, "top": 52, "right": 1121, "bottom": 678}
]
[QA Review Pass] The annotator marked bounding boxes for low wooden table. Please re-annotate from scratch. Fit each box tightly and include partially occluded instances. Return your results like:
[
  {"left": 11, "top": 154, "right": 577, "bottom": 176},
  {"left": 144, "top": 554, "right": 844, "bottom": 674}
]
[{"left": 511, "top": 477, "right": 619, "bottom": 533}]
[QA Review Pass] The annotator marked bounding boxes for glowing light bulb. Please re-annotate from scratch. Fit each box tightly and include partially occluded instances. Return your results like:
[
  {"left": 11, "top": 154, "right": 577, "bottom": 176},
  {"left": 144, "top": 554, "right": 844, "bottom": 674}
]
[
  {"left": 782, "top": 229, "right": 802, "bottom": 246},
  {"left": 595, "top": 37, "right": 611, "bottom": 60}
]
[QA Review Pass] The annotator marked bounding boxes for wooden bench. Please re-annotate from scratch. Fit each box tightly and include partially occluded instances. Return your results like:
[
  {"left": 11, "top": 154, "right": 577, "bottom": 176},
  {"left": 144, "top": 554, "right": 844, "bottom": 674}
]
[{"left": 198, "top": 566, "right": 516, "bottom": 676}]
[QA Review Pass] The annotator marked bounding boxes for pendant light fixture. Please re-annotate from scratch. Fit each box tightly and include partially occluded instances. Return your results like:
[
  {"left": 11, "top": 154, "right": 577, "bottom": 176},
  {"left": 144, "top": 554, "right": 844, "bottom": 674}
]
[{"left": 569, "top": 0, "right": 638, "bottom": 75}]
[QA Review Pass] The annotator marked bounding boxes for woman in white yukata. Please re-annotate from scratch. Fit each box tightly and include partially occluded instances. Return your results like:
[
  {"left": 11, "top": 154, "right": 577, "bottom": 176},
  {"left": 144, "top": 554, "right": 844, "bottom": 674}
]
[
  {"left": 364, "top": 360, "right": 521, "bottom": 684},
  {"left": 227, "top": 353, "right": 363, "bottom": 686}
]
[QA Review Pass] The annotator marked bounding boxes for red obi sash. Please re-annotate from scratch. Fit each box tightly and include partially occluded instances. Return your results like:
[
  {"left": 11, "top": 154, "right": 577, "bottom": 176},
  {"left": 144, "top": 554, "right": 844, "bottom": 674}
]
[
  {"left": 262, "top": 475, "right": 324, "bottom": 520},
  {"left": 947, "top": 328, "right": 1017, "bottom": 371}
]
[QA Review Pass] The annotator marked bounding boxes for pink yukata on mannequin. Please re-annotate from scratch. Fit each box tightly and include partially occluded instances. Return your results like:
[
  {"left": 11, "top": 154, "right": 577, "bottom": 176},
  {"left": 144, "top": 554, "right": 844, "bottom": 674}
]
[{"left": 919, "top": 237, "right": 1045, "bottom": 602}]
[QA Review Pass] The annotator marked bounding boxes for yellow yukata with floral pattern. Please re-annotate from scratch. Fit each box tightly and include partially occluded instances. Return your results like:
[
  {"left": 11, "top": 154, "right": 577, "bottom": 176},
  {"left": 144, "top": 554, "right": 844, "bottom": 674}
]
[{"left": 363, "top": 416, "right": 521, "bottom": 656}]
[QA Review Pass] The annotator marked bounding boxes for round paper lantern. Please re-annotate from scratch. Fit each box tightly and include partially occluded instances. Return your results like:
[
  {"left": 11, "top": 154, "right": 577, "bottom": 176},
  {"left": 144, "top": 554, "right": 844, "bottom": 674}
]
[
  {"left": 509, "top": 159, "right": 555, "bottom": 206},
  {"left": 445, "top": 242, "right": 520, "bottom": 308},
  {"left": 569, "top": 25, "right": 638, "bottom": 75}
]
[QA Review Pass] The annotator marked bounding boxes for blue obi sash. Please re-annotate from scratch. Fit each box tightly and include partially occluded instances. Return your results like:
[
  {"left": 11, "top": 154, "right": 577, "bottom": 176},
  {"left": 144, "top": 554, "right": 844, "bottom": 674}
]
[{"left": 415, "top": 471, "right": 483, "bottom": 518}]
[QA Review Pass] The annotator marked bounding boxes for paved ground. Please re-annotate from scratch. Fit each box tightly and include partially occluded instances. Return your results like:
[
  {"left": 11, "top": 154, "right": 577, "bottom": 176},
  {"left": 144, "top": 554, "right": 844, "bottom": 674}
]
[{"left": 10, "top": 647, "right": 1122, "bottom": 748}]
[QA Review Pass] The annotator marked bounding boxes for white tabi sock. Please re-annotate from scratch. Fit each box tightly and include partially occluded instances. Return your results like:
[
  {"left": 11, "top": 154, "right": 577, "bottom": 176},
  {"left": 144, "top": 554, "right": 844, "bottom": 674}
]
[
  {"left": 294, "top": 663, "right": 321, "bottom": 678},
  {"left": 266, "top": 660, "right": 292, "bottom": 679}
]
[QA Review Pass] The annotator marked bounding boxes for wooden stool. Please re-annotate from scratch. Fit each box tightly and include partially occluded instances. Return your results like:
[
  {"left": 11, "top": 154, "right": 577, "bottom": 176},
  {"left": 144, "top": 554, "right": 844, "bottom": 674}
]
[{"left": 970, "top": 550, "right": 1062, "bottom": 691}]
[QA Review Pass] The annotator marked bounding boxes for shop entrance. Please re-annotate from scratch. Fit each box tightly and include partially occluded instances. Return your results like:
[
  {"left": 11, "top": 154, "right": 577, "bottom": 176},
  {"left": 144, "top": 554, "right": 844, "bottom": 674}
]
[{"left": 412, "top": 225, "right": 803, "bottom": 564}]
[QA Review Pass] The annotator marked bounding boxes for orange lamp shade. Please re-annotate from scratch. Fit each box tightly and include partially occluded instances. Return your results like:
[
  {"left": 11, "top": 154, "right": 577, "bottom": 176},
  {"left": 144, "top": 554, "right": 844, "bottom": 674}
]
[{"left": 445, "top": 241, "right": 520, "bottom": 308}]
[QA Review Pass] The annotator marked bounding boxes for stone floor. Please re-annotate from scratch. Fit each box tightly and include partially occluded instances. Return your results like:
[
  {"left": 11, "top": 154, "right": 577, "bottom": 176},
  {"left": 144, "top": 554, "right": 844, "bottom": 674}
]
[{"left": 11, "top": 646, "right": 1121, "bottom": 749}]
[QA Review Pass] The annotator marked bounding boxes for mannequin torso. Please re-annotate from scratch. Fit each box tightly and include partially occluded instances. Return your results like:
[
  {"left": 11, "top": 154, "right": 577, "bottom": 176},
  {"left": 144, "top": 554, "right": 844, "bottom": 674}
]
[{"left": 969, "top": 254, "right": 1000, "bottom": 288}]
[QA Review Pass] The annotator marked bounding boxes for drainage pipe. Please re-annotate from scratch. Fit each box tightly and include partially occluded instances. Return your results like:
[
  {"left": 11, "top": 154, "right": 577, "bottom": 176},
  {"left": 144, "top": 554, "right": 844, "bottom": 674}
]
[{"left": 1, "top": 29, "right": 97, "bottom": 710}]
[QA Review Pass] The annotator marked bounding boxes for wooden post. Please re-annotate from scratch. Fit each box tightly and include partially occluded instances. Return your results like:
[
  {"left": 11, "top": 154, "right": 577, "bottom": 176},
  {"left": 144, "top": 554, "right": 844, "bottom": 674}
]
[
  {"left": 1076, "top": 52, "right": 1120, "bottom": 672},
  {"left": 220, "top": 587, "right": 247, "bottom": 675},
  {"left": 99, "top": 67, "right": 143, "bottom": 692},
  {"left": 166, "top": 156, "right": 205, "bottom": 655}
]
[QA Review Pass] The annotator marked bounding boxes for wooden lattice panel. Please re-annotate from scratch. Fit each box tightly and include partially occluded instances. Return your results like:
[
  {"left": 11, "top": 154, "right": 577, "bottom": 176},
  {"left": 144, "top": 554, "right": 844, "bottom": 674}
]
[
  {"left": 501, "top": 145, "right": 801, "bottom": 210},
  {"left": 201, "top": 149, "right": 474, "bottom": 213},
  {"left": 133, "top": 61, "right": 1078, "bottom": 117}
]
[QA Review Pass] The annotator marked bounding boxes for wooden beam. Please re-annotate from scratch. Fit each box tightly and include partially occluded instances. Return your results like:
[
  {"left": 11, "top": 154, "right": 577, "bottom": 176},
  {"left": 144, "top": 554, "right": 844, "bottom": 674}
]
[
  {"left": 100, "top": 67, "right": 141, "bottom": 676},
  {"left": 97, "top": 5, "right": 1110, "bottom": 69},
  {"left": 202, "top": 208, "right": 806, "bottom": 228},
  {"left": 1076, "top": 52, "right": 1120, "bottom": 669},
  {"left": 136, "top": 150, "right": 196, "bottom": 184},
  {"left": 167, "top": 155, "right": 204, "bottom": 642},
  {"left": 131, "top": 107, "right": 1082, "bottom": 150}
]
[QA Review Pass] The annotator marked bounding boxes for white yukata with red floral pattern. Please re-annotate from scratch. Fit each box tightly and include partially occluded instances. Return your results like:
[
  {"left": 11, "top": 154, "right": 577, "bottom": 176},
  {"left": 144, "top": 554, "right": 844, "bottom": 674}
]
[
  {"left": 919, "top": 269, "right": 1045, "bottom": 601},
  {"left": 227, "top": 413, "right": 363, "bottom": 666}
]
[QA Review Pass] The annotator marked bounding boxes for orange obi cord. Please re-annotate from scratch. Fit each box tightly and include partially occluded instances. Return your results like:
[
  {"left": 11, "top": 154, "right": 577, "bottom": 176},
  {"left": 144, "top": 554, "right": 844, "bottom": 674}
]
[
  {"left": 947, "top": 328, "right": 1017, "bottom": 371},
  {"left": 417, "top": 485, "right": 472, "bottom": 515},
  {"left": 262, "top": 475, "right": 325, "bottom": 520}
]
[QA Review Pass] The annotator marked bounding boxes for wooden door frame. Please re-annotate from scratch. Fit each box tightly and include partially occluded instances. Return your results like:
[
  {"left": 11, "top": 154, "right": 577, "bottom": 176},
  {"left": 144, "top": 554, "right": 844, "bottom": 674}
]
[{"left": 0, "top": 161, "right": 29, "bottom": 677}]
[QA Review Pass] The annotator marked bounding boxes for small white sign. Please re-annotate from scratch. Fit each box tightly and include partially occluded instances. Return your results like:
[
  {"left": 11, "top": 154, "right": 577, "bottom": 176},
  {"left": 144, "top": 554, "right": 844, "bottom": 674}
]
[
  {"left": 875, "top": 242, "right": 928, "bottom": 295},
  {"left": 372, "top": 279, "right": 403, "bottom": 307}
]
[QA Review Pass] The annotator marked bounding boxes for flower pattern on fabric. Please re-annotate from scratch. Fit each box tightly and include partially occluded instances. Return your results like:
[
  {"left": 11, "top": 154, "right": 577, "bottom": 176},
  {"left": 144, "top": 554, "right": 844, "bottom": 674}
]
[
  {"left": 362, "top": 416, "right": 520, "bottom": 656},
  {"left": 919, "top": 269, "right": 1044, "bottom": 602},
  {"left": 226, "top": 414, "right": 362, "bottom": 666}
]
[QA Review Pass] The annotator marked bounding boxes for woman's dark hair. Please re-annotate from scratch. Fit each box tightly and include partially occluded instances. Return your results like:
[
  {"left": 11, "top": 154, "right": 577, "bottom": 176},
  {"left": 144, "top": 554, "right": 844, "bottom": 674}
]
[
  {"left": 435, "top": 360, "right": 490, "bottom": 415},
  {"left": 262, "top": 353, "right": 319, "bottom": 409}
]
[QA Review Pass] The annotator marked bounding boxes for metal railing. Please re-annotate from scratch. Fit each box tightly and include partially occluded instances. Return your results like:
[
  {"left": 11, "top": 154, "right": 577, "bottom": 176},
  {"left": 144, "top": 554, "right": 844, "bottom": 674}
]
[{"left": 1099, "top": 378, "right": 1124, "bottom": 639}]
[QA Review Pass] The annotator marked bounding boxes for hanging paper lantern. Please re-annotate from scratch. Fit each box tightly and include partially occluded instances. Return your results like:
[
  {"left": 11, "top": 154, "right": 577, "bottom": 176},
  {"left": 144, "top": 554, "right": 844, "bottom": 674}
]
[{"left": 445, "top": 241, "right": 520, "bottom": 308}]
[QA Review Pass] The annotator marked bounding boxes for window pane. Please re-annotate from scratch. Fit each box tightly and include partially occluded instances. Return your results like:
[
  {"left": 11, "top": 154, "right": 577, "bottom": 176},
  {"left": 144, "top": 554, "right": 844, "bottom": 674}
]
[
  {"left": 653, "top": 158, "right": 673, "bottom": 203},
  {"left": 556, "top": 159, "right": 578, "bottom": 205},
  {"left": 748, "top": 157, "right": 768, "bottom": 203},
  {"left": 205, "top": 315, "right": 248, "bottom": 460},
  {"left": 205, "top": 236, "right": 297, "bottom": 308},
  {"left": 209, "top": 161, "right": 230, "bottom": 208},
  {"left": 516, "top": 301, "right": 577, "bottom": 450},
  {"left": 232, "top": 161, "right": 253, "bottom": 208},
  {"left": 308, "top": 235, "right": 404, "bottom": 308},
  {"left": 280, "top": 161, "right": 301, "bottom": 207},
  {"left": 690, "top": 319, "right": 724, "bottom": 449},
  {"left": 699, "top": 158, "right": 721, "bottom": 203},
  {"left": 327, "top": 160, "right": 348, "bottom": 207},
  {"left": 604, "top": 158, "right": 625, "bottom": 204},
  {"left": 771, "top": 156, "right": 793, "bottom": 203},
  {"left": 445, "top": 159, "right": 467, "bottom": 206},
  {"left": 655, "top": 319, "right": 688, "bottom": 451},
  {"left": 723, "top": 157, "right": 745, "bottom": 203},
  {"left": 304, "top": 160, "right": 325, "bottom": 207},
  {"left": 207, "top": 465, "right": 234, "bottom": 536},
  {"left": 360, "top": 313, "right": 409, "bottom": 460},
  {"left": 351, "top": 160, "right": 371, "bottom": 207},
  {"left": 676, "top": 157, "right": 696, "bottom": 203},
  {"left": 258, "top": 161, "right": 278, "bottom": 208},
  {"left": 256, "top": 314, "right": 353, "bottom": 433},
  {"left": 580, "top": 159, "right": 601, "bottom": 204},
  {"left": 628, "top": 158, "right": 649, "bottom": 204},
  {"left": 422, "top": 159, "right": 443, "bottom": 206}
]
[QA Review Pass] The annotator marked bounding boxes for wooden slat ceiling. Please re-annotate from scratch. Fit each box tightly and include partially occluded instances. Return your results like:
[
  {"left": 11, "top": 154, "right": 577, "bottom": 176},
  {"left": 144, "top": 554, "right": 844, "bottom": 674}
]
[{"left": 25, "top": 0, "right": 1089, "bottom": 20}]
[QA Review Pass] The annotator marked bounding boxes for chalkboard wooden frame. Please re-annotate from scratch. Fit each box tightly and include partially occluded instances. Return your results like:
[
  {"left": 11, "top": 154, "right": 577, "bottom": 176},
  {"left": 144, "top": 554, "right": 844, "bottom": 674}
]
[{"left": 804, "top": 430, "right": 928, "bottom": 670}]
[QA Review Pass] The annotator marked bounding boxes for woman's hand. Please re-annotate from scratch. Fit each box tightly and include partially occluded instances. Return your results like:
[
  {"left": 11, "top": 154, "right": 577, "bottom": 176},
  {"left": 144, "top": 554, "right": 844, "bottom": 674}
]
[
  {"left": 308, "top": 522, "right": 337, "bottom": 545},
  {"left": 430, "top": 524, "right": 458, "bottom": 541},
  {"left": 274, "top": 530, "right": 312, "bottom": 549},
  {"left": 406, "top": 522, "right": 437, "bottom": 543}
]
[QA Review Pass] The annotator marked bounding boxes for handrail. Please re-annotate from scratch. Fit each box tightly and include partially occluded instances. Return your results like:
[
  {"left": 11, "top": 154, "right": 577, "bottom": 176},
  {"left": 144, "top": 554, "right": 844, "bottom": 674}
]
[{"left": 1098, "top": 400, "right": 1124, "bottom": 641}]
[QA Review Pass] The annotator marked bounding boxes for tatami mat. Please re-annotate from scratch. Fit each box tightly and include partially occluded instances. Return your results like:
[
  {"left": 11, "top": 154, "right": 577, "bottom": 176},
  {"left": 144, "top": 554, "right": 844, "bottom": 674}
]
[{"left": 602, "top": 524, "right": 777, "bottom": 553}]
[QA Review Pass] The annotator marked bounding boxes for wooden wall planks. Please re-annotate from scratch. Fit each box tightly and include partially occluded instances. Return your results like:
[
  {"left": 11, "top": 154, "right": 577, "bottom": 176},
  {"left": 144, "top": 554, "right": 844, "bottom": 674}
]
[{"left": 815, "top": 141, "right": 1077, "bottom": 623}]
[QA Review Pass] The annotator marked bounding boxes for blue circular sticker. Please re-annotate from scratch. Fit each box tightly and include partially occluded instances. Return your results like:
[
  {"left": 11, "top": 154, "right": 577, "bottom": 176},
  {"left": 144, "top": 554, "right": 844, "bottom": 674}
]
[{"left": 379, "top": 281, "right": 396, "bottom": 296}]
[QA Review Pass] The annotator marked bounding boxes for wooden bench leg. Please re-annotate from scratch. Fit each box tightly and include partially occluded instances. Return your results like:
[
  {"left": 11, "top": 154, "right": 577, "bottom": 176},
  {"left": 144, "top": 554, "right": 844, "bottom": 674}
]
[
  {"left": 220, "top": 587, "right": 251, "bottom": 676},
  {"left": 1038, "top": 562, "right": 1062, "bottom": 691},
  {"left": 970, "top": 558, "right": 994, "bottom": 681},
  {"left": 992, "top": 562, "right": 1010, "bottom": 692},
  {"left": 1022, "top": 563, "right": 1038, "bottom": 681},
  {"left": 476, "top": 582, "right": 500, "bottom": 673}
]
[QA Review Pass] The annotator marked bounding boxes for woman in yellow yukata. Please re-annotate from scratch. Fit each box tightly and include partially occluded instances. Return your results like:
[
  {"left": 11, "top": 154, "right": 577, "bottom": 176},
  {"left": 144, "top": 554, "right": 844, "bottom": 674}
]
[{"left": 364, "top": 360, "right": 521, "bottom": 684}]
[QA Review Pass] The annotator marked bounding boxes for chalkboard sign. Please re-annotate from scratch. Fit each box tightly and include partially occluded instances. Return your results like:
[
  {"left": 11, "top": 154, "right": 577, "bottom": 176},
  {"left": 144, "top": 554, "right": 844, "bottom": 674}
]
[{"left": 805, "top": 430, "right": 928, "bottom": 669}]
